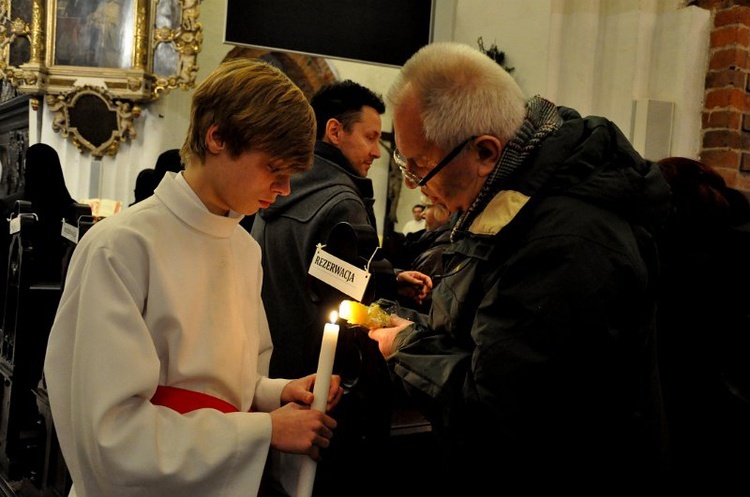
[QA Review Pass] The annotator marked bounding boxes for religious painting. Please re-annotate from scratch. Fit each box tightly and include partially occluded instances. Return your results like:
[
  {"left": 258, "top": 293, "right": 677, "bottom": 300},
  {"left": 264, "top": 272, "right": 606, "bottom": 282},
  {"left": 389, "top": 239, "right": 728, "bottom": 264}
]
[
  {"left": 0, "top": 0, "right": 204, "bottom": 157},
  {"left": 54, "top": 0, "right": 134, "bottom": 69},
  {"left": 1, "top": 0, "right": 203, "bottom": 103}
]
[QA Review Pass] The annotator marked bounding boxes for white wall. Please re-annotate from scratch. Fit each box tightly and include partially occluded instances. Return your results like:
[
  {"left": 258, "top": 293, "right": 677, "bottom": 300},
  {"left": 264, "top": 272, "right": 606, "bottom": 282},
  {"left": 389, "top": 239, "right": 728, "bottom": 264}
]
[
  {"left": 36, "top": 0, "right": 709, "bottom": 235},
  {"left": 368, "top": 0, "right": 708, "bottom": 233},
  {"left": 451, "top": 0, "right": 706, "bottom": 162}
]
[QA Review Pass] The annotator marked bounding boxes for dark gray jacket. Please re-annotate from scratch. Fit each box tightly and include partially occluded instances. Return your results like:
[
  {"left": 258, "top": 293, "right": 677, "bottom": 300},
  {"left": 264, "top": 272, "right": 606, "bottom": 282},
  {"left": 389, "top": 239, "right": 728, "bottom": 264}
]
[
  {"left": 251, "top": 141, "right": 376, "bottom": 378},
  {"left": 252, "top": 141, "right": 393, "bottom": 497}
]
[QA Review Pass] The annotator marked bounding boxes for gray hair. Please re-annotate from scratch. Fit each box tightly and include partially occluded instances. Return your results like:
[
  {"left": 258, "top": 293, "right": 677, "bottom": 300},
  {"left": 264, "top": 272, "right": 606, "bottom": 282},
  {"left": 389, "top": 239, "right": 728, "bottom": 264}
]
[{"left": 387, "top": 42, "right": 526, "bottom": 149}]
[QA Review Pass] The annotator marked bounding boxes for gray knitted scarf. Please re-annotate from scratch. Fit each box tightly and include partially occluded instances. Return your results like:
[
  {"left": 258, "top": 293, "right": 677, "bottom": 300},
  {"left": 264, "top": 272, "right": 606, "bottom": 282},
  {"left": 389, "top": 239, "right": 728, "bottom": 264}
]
[{"left": 451, "top": 95, "right": 563, "bottom": 241}]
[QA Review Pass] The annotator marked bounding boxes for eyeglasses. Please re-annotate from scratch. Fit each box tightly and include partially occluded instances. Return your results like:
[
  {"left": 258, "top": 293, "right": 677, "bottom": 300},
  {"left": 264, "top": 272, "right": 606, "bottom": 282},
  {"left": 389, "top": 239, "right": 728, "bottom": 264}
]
[{"left": 393, "top": 136, "right": 476, "bottom": 187}]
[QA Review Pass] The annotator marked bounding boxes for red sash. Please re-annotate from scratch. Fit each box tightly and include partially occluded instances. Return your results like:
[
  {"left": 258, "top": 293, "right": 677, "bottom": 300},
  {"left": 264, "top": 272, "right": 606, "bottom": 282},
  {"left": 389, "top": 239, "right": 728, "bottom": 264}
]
[{"left": 151, "top": 385, "right": 239, "bottom": 414}]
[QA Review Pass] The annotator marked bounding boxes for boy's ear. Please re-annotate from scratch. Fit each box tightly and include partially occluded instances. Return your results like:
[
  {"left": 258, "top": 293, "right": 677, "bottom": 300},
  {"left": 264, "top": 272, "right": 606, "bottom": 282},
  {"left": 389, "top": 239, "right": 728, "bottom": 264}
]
[{"left": 205, "top": 124, "right": 224, "bottom": 153}]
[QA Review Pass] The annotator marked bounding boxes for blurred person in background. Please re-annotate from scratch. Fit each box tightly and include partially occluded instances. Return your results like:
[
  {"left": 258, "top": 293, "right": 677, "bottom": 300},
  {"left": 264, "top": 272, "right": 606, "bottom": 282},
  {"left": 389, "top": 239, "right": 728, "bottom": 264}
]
[{"left": 655, "top": 156, "right": 750, "bottom": 489}]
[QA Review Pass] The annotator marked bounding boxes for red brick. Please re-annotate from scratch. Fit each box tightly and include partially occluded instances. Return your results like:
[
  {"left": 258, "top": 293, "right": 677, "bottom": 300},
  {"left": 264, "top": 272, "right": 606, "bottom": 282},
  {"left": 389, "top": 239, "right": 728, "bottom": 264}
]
[
  {"left": 709, "top": 47, "right": 750, "bottom": 70},
  {"left": 696, "top": 1, "right": 750, "bottom": 13},
  {"left": 700, "top": 148, "right": 741, "bottom": 169},
  {"left": 705, "top": 87, "right": 750, "bottom": 109},
  {"left": 711, "top": 25, "right": 750, "bottom": 48},
  {"left": 705, "top": 68, "right": 747, "bottom": 89},
  {"left": 705, "top": 129, "right": 743, "bottom": 147},
  {"left": 714, "top": 5, "right": 750, "bottom": 28},
  {"left": 702, "top": 110, "right": 743, "bottom": 129},
  {"left": 741, "top": 153, "right": 750, "bottom": 172}
]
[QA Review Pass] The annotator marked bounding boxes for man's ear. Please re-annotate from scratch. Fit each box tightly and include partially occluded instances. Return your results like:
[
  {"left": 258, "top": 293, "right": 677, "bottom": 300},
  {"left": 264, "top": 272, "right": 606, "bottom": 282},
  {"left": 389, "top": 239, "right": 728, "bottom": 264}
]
[
  {"left": 205, "top": 124, "right": 224, "bottom": 154},
  {"left": 474, "top": 136, "right": 502, "bottom": 177},
  {"left": 324, "top": 118, "right": 343, "bottom": 145}
]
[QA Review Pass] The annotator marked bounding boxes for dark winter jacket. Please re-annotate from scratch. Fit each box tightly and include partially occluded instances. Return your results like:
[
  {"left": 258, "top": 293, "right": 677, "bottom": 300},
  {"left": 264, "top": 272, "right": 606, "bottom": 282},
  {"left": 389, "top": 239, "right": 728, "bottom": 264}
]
[{"left": 384, "top": 106, "right": 671, "bottom": 491}]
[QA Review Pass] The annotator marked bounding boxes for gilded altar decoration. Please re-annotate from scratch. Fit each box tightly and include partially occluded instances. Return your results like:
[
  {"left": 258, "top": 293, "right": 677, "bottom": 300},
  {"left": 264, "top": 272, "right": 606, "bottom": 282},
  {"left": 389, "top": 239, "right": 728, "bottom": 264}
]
[
  {"left": 152, "top": 0, "right": 202, "bottom": 97},
  {"left": 0, "top": 0, "right": 202, "bottom": 156},
  {"left": 45, "top": 85, "right": 141, "bottom": 158}
]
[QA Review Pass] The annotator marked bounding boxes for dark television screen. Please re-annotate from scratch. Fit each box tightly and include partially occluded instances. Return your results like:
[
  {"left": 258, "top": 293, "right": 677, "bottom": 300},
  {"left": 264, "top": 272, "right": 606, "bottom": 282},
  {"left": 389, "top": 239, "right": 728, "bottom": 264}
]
[{"left": 224, "top": 0, "right": 434, "bottom": 68}]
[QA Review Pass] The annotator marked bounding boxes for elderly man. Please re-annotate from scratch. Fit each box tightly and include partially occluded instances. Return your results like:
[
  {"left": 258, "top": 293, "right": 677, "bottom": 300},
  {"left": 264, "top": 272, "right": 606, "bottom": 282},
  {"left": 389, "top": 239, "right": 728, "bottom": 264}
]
[{"left": 368, "top": 42, "right": 671, "bottom": 493}]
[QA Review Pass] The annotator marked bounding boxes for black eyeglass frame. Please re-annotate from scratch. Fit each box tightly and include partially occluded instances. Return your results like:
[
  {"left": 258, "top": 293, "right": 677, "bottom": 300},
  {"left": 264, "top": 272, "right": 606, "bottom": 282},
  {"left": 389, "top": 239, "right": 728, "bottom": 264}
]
[{"left": 393, "top": 136, "right": 477, "bottom": 187}]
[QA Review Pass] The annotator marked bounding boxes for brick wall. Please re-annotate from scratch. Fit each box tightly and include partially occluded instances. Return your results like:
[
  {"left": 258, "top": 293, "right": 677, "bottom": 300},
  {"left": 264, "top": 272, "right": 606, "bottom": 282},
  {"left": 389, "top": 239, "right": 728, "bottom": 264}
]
[{"left": 693, "top": 0, "right": 750, "bottom": 192}]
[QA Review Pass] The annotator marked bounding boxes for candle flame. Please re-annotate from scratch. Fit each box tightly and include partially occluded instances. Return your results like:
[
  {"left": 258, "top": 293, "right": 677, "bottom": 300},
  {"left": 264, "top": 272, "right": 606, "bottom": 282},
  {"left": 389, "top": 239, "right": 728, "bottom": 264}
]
[{"left": 330, "top": 310, "right": 338, "bottom": 323}]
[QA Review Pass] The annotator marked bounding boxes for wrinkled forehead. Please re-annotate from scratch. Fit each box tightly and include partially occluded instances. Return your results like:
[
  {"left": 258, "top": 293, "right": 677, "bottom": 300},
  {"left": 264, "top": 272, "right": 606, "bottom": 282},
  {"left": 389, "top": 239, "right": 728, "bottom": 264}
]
[{"left": 393, "top": 94, "right": 426, "bottom": 154}]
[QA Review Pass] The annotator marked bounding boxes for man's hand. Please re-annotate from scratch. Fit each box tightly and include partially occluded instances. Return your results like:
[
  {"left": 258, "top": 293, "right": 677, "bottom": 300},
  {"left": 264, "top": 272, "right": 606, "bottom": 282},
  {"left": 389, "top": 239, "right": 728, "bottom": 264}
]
[
  {"left": 368, "top": 314, "right": 413, "bottom": 357},
  {"left": 396, "top": 270, "right": 433, "bottom": 305}
]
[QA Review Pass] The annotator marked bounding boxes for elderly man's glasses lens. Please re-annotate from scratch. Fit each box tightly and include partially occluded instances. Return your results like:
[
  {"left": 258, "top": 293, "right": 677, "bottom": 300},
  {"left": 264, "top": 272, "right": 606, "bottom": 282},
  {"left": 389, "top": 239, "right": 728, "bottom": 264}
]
[{"left": 393, "top": 136, "right": 476, "bottom": 187}]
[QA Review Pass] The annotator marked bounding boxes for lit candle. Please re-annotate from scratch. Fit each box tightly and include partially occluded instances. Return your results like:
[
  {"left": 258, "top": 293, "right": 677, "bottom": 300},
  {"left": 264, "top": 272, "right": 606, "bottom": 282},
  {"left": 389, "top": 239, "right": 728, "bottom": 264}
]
[
  {"left": 338, "top": 300, "right": 390, "bottom": 329},
  {"left": 296, "top": 311, "right": 339, "bottom": 497}
]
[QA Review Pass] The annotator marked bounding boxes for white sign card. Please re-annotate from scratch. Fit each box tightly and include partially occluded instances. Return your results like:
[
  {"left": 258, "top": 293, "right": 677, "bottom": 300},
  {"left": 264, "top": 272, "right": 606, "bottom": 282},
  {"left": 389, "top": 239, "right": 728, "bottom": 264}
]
[
  {"left": 61, "top": 221, "right": 79, "bottom": 243},
  {"left": 308, "top": 244, "right": 373, "bottom": 301}
]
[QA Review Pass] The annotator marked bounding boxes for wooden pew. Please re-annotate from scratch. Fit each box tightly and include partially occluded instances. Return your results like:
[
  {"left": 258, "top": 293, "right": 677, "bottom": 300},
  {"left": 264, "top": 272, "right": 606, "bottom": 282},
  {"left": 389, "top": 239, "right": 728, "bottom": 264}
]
[
  {"left": 31, "top": 205, "right": 92, "bottom": 497},
  {"left": 0, "top": 200, "right": 89, "bottom": 491}
]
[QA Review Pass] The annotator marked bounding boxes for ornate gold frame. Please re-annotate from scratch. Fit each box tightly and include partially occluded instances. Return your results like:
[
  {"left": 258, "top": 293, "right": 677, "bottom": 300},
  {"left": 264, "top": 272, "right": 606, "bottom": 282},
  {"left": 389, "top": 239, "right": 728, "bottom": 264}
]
[
  {"left": 46, "top": 85, "right": 140, "bottom": 158},
  {"left": 42, "top": 0, "right": 153, "bottom": 100},
  {"left": 0, "top": 0, "right": 202, "bottom": 156}
]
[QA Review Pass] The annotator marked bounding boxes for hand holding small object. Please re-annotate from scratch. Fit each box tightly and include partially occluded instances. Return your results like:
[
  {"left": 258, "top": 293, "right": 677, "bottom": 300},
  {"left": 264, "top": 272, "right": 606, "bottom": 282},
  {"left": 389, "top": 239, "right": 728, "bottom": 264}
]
[{"left": 367, "top": 314, "right": 414, "bottom": 357}]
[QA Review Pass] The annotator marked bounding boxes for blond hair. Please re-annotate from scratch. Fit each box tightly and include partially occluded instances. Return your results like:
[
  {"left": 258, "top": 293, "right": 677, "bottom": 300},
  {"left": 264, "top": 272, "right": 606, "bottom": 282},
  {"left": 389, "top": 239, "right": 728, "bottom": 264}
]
[{"left": 181, "top": 58, "right": 316, "bottom": 172}]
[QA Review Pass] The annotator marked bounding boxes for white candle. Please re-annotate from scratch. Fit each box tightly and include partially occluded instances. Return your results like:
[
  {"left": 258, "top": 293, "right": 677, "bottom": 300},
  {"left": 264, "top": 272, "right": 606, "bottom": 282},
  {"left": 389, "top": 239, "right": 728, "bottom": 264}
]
[{"left": 296, "top": 311, "right": 339, "bottom": 497}]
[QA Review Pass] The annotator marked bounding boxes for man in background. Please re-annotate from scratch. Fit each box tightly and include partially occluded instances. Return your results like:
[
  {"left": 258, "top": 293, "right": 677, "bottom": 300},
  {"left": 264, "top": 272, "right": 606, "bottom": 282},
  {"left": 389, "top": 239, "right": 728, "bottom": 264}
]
[
  {"left": 252, "top": 80, "right": 428, "bottom": 497},
  {"left": 401, "top": 203, "right": 426, "bottom": 234},
  {"left": 252, "top": 80, "right": 387, "bottom": 381}
]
